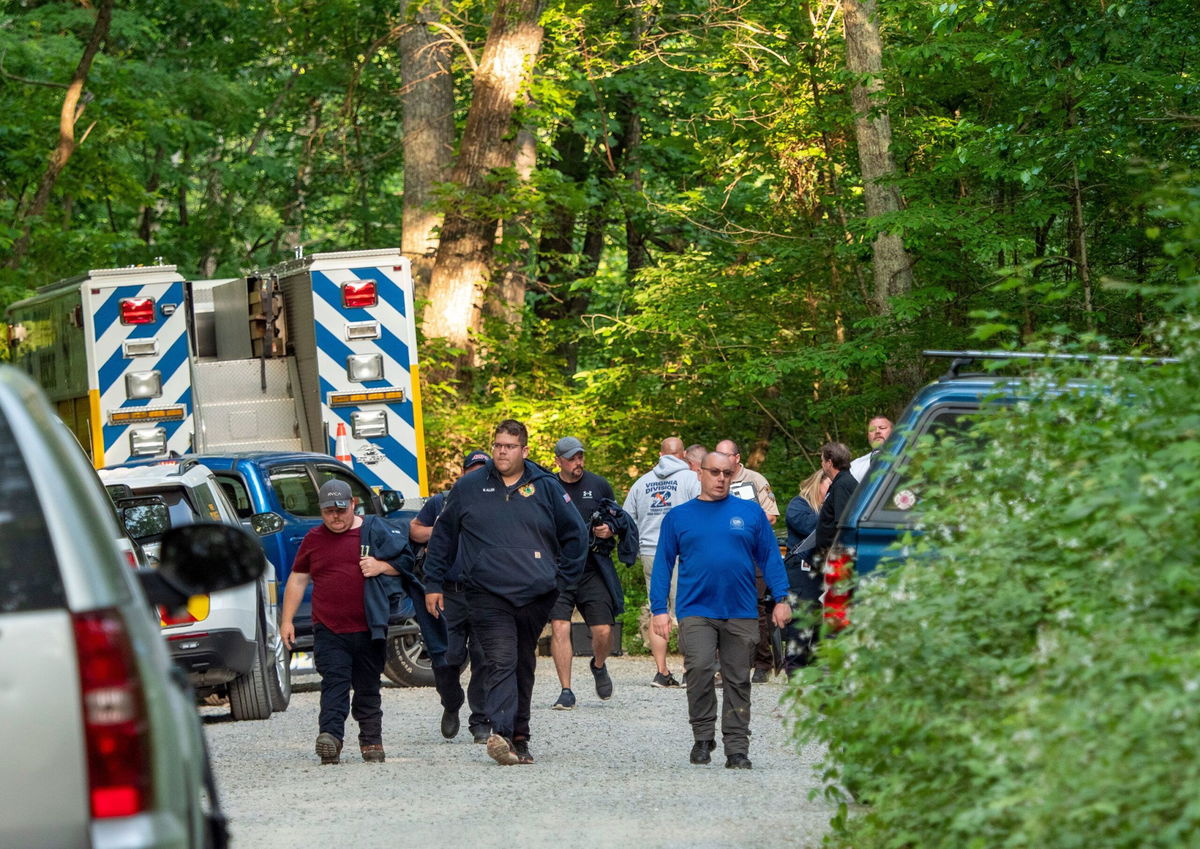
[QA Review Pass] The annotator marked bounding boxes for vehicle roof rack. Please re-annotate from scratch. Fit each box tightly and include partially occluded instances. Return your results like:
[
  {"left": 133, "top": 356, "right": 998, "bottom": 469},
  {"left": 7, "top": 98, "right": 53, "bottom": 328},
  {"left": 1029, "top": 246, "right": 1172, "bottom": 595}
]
[{"left": 923, "top": 350, "right": 1180, "bottom": 381}]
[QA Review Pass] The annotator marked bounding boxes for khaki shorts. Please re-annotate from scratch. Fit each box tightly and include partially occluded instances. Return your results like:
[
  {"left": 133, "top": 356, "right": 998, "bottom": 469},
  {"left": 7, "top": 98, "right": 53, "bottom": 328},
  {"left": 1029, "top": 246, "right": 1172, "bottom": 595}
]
[{"left": 640, "top": 553, "right": 678, "bottom": 620}]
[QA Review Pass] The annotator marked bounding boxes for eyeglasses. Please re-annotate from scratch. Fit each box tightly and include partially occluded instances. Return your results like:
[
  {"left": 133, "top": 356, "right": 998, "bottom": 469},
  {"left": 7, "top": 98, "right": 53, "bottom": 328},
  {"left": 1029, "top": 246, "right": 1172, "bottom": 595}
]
[
  {"left": 701, "top": 467, "right": 735, "bottom": 478},
  {"left": 491, "top": 441, "right": 524, "bottom": 452}
]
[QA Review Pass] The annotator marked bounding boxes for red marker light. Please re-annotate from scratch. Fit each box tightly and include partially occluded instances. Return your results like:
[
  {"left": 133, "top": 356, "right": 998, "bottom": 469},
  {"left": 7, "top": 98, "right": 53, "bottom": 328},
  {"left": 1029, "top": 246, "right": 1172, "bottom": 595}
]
[
  {"left": 342, "top": 280, "right": 377, "bottom": 309},
  {"left": 119, "top": 298, "right": 155, "bottom": 325}
]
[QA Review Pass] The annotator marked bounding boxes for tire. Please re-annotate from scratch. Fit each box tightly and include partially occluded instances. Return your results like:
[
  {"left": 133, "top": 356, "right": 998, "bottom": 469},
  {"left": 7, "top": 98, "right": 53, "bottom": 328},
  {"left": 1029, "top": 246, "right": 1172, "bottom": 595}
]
[
  {"left": 229, "top": 621, "right": 273, "bottom": 721},
  {"left": 383, "top": 618, "right": 436, "bottom": 687},
  {"left": 265, "top": 613, "right": 291, "bottom": 713}
]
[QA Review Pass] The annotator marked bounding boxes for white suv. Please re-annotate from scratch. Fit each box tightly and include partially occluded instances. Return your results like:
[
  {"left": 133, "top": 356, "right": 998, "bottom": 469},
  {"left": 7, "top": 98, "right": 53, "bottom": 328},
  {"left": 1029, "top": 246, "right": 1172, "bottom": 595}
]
[
  {"left": 0, "top": 366, "right": 266, "bottom": 848},
  {"left": 99, "top": 461, "right": 290, "bottom": 720}
]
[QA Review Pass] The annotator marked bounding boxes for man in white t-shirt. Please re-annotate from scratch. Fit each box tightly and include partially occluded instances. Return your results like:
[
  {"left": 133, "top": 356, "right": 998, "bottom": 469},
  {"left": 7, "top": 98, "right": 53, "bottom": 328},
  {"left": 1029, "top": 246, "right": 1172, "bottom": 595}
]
[{"left": 849, "top": 415, "right": 893, "bottom": 482}]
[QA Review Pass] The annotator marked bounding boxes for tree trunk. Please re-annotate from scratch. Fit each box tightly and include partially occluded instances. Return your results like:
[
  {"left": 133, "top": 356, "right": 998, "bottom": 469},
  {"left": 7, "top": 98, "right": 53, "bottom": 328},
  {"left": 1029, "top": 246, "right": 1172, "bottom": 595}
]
[
  {"left": 138, "top": 145, "right": 166, "bottom": 244},
  {"left": 841, "top": 0, "right": 914, "bottom": 312},
  {"left": 620, "top": 4, "right": 650, "bottom": 277},
  {"left": 421, "top": 0, "right": 546, "bottom": 369},
  {"left": 400, "top": 0, "right": 456, "bottom": 301},
  {"left": 6, "top": 0, "right": 114, "bottom": 269},
  {"left": 487, "top": 125, "right": 537, "bottom": 326}
]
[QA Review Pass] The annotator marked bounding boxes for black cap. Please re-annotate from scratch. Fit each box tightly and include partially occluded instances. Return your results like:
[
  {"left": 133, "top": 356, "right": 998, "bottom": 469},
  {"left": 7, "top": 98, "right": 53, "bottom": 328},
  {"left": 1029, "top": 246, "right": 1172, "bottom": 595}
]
[
  {"left": 318, "top": 479, "right": 353, "bottom": 509},
  {"left": 463, "top": 449, "right": 490, "bottom": 471}
]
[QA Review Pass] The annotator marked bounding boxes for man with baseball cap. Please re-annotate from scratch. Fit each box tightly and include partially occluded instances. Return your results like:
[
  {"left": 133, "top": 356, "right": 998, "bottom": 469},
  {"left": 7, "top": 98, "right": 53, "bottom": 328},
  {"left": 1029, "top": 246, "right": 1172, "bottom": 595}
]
[
  {"left": 410, "top": 449, "right": 492, "bottom": 742},
  {"left": 547, "top": 436, "right": 629, "bottom": 709},
  {"left": 281, "top": 479, "right": 417, "bottom": 764}
]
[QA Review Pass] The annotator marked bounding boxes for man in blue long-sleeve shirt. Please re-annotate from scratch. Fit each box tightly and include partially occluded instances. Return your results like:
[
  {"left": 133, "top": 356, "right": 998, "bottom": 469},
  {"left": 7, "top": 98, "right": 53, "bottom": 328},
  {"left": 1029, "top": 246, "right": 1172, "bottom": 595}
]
[
  {"left": 651, "top": 451, "right": 791, "bottom": 770},
  {"left": 424, "top": 419, "right": 588, "bottom": 766}
]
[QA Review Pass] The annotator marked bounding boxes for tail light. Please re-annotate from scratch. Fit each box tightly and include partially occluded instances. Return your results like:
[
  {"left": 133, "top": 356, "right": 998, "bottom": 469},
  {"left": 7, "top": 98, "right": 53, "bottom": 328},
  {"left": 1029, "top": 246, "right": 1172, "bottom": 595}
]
[
  {"left": 160, "top": 594, "right": 209, "bottom": 626},
  {"left": 72, "top": 609, "right": 151, "bottom": 819},
  {"left": 119, "top": 298, "right": 156, "bottom": 325},
  {"left": 341, "top": 280, "right": 377, "bottom": 309},
  {"left": 823, "top": 545, "right": 856, "bottom": 631}
]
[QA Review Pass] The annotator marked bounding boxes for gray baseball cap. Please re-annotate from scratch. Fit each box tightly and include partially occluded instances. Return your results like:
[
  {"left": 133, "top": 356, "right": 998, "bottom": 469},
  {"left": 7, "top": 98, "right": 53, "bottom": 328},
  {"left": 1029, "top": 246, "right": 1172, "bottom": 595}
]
[
  {"left": 318, "top": 479, "right": 354, "bottom": 509},
  {"left": 554, "top": 436, "right": 585, "bottom": 458}
]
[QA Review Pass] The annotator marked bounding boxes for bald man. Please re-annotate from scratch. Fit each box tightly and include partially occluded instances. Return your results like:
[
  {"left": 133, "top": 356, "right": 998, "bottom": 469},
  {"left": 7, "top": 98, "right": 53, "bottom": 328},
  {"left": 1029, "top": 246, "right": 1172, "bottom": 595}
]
[
  {"left": 623, "top": 436, "right": 701, "bottom": 687},
  {"left": 715, "top": 439, "right": 780, "bottom": 683}
]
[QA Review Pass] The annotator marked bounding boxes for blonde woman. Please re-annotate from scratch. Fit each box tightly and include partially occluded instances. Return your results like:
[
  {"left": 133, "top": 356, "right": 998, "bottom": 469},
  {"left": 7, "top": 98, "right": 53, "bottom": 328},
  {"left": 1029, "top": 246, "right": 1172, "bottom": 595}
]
[
  {"left": 785, "top": 468, "right": 829, "bottom": 550},
  {"left": 782, "top": 467, "right": 830, "bottom": 673}
]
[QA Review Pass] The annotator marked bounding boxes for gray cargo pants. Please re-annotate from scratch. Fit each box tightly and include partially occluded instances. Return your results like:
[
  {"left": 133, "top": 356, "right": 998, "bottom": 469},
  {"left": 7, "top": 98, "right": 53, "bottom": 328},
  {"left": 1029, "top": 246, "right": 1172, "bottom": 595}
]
[{"left": 678, "top": 617, "right": 758, "bottom": 756}]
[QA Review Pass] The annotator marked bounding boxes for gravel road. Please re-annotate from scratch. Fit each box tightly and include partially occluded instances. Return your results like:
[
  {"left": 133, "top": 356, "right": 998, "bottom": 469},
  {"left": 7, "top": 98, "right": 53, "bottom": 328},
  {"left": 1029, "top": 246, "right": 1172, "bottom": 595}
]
[{"left": 203, "top": 655, "right": 834, "bottom": 849}]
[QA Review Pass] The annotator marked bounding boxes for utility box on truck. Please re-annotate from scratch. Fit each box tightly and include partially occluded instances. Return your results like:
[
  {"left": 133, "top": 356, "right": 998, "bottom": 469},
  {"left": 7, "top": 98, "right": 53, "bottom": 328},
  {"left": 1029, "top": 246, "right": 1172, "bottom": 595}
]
[
  {"left": 6, "top": 249, "right": 428, "bottom": 498},
  {"left": 5, "top": 265, "right": 194, "bottom": 466}
]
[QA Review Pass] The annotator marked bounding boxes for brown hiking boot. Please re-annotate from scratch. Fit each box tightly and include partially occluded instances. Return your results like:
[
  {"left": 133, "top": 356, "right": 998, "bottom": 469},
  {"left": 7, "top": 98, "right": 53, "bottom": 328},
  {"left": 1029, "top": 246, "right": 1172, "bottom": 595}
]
[
  {"left": 486, "top": 733, "right": 520, "bottom": 766},
  {"left": 315, "top": 732, "right": 343, "bottom": 765},
  {"left": 360, "top": 744, "right": 385, "bottom": 763}
]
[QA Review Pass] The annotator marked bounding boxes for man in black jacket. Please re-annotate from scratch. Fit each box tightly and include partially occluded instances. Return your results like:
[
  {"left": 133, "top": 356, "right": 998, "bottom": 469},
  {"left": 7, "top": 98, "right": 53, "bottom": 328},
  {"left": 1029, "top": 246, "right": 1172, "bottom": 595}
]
[
  {"left": 814, "top": 442, "right": 857, "bottom": 556},
  {"left": 547, "top": 436, "right": 635, "bottom": 710},
  {"left": 424, "top": 420, "right": 588, "bottom": 765}
]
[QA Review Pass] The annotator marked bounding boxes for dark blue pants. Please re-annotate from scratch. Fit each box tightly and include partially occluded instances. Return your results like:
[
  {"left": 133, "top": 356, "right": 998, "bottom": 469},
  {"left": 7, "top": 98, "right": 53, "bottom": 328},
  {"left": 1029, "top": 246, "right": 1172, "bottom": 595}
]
[
  {"left": 402, "top": 583, "right": 463, "bottom": 712},
  {"left": 313, "top": 625, "right": 386, "bottom": 746},
  {"left": 442, "top": 587, "right": 490, "bottom": 732},
  {"left": 468, "top": 588, "right": 557, "bottom": 741}
]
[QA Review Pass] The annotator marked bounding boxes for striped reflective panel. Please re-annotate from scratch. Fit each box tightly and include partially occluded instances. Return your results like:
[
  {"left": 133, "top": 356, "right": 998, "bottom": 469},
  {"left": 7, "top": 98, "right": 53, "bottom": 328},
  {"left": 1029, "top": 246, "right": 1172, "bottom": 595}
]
[
  {"left": 311, "top": 267, "right": 420, "bottom": 495},
  {"left": 93, "top": 281, "right": 194, "bottom": 464}
]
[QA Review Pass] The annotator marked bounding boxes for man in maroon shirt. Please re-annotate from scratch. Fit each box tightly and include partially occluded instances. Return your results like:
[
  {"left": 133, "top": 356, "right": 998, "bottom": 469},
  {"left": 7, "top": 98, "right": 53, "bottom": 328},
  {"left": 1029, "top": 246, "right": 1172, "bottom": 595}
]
[{"left": 281, "top": 480, "right": 405, "bottom": 764}]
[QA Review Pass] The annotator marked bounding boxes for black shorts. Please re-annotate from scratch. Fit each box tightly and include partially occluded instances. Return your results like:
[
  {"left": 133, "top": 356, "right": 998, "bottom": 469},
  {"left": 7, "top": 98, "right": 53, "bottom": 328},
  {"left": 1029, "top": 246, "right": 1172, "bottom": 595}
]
[{"left": 550, "top": 568, "right": 615, "bottom": 626}]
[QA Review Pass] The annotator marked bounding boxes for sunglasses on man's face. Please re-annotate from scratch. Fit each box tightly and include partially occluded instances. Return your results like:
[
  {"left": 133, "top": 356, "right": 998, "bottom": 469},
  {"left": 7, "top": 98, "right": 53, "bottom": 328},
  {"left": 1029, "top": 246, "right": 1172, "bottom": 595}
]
[{"left": 701, "top": 467, "right": 734, "bottom": 478}]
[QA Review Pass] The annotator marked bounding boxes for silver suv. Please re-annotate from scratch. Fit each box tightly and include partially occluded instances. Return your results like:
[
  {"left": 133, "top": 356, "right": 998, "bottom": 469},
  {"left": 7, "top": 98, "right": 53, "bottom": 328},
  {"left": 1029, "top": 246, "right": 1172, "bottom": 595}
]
[
  {"left": 0, "top": 366, "right": 264, "bottom": 848},
  {"left": 99, "top": 461, "right": 291, "bottom": 720}
]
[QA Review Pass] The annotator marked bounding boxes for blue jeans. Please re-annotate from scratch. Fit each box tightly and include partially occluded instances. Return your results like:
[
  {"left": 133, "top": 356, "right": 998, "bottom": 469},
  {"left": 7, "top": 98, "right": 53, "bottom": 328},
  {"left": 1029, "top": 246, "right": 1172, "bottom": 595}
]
[
  {"left": 468, "top": 588, "right": 557, "bottom": 741},
  {"left": 313, "top": 625, "right": 386, "bottom": 745}
]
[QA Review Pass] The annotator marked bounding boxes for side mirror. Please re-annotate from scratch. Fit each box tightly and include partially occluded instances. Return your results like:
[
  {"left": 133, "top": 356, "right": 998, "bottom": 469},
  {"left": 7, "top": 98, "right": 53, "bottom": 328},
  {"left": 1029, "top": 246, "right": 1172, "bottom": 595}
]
[
  {"left": 378, "top": 489, "right": 405, "bottom": 515},
  {"left": 138, "top": 523, "right": 266, "bottom": 609},
  {"left": 248, "top": 511, "right": 284, "bottom": 536},
  {"left": 121, "top": 500, "right": 171, "bottom": 540}
]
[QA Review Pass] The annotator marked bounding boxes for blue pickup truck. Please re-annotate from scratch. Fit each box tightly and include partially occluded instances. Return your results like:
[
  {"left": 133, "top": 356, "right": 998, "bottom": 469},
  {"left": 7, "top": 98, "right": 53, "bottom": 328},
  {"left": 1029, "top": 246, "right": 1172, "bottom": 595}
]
[{"left": 191, "top": 451, "right": 436, "bottom": 687}]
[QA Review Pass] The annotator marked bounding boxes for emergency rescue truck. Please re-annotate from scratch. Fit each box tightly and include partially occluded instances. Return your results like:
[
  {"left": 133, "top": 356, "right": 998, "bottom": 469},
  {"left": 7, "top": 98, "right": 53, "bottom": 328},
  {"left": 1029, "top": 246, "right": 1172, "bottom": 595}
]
[{"left": 5, "top": 249, "right": 428, "bottom": 497}]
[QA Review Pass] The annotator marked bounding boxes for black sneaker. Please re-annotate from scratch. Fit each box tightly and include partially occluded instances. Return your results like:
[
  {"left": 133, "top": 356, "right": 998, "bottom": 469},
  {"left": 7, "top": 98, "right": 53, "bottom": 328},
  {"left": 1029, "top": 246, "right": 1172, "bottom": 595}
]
[
  {"left": 690, "top": 739, "right": 716, "bottom": 765},
  {"left": 470, "top": 725, "right": 492, "bottom": 744},
  {"left": 440, "top": 708, "right": 460, "bottom": 739},
  {"left": 552, "top": 688, "right": 576, "bottom": 710},
  {"left": 725, "top": 753, "right": 753, "bottom": 770},
  {"left": 315, "top": 732, "right": 343, "bottom": 765},
  {"left": 590, "top": 660, "right": 613, "bottom": 700},
  {"left": 651, "top": 672, "right": 681, "bottom": 688},
  {"left": 512, "top": 739, "right": 534, "bottom": 764},
  {"left": 751, "top": 668, "right": 770, "bottom": 684},
  {"left": 486, "top": 734, "right": 520, "bottom": 766}
]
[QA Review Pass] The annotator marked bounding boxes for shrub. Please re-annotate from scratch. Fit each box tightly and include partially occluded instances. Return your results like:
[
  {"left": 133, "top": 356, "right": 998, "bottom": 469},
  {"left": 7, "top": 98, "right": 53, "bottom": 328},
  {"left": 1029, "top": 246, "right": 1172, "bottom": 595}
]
[{"left": 789, "top": 177, "right": 1200, "bottom": 849}]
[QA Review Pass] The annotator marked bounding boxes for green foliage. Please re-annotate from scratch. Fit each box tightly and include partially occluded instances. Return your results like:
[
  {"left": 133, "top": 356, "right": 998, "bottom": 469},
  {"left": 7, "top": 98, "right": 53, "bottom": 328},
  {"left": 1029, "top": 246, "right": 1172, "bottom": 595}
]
[{"left": 789, "top": 181, "right": 1200, "bottom": 848}]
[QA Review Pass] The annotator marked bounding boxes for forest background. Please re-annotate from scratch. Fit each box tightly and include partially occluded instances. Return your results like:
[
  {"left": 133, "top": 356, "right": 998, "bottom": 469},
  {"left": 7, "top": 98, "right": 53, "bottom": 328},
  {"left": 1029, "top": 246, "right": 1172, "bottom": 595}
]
[{"left": 2, "top": 0, "right": 1197, "bottom": 497}]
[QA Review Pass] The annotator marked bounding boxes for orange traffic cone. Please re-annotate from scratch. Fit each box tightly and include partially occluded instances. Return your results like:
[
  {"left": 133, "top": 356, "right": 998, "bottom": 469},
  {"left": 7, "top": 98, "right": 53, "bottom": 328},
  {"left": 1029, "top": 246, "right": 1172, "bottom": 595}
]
[{"left": 334, "top": 422, "right": 352, "bottom": 464}]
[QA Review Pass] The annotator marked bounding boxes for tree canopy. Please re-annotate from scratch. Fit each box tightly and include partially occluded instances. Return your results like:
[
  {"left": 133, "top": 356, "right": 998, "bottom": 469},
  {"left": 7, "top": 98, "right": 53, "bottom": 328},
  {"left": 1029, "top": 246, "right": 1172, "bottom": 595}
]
[{"left": 2, "top": 0, "right": 1197, "bottom": 490}]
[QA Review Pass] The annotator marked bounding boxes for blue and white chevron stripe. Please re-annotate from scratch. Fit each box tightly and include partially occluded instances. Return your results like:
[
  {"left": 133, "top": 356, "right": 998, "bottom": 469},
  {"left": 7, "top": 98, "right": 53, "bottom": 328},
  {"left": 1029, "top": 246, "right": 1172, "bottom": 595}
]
[
  {"left": 90, "top": 280, "right": 193, "bottom": 465},
  {"left": 310, "top": 265, "right": 421, "bottom": 496}
]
